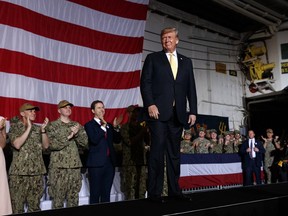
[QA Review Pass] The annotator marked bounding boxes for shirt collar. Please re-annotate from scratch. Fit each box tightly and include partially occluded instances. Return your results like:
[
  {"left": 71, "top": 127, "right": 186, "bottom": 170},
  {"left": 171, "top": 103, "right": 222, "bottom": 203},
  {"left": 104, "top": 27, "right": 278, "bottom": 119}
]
[
  {"left": 166, "top": 50, "right": 177, "bottom": 56},
  {"left": 94, "top": 118, "right": 101, "bottom": 124}
]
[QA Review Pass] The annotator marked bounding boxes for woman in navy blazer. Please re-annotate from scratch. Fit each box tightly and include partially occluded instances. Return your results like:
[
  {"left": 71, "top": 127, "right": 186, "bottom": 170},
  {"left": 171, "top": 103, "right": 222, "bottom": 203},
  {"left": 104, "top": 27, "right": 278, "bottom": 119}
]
[
  {"left": 239, "top": 129, "right": 265, "bottom": 186},
  {"left": 140, "top": 27, "right": 197, "bottom": 201},
  {"left": 84, "top": 100, "right": 122, "bottom": 204}
]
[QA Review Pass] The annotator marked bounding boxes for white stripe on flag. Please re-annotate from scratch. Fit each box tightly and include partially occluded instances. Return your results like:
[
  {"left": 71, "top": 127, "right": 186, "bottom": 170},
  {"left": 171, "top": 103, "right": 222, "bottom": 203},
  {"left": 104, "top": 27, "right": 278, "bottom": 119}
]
[{"left": 181, "top": 162, "right": 242, "bottom": 177}]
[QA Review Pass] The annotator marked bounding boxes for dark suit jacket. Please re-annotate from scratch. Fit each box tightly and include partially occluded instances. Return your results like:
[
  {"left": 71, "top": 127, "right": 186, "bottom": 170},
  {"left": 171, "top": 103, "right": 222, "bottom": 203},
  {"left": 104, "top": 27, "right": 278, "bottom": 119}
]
[
  {"left": 140, "top": 50, "right": 197, "bottom": 125},
  {"left": 239, "top": 138, "right": 265, "bottom": 168},
  {"left": 84, "top": 119, "right": 121, "bottom": 167}
]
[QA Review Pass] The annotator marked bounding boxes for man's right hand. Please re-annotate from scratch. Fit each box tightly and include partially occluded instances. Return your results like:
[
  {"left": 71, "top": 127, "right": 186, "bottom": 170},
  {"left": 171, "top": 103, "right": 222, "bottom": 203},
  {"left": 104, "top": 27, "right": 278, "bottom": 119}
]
[{"left": 148, "top": 105, "right": 160, "bottom": 119}]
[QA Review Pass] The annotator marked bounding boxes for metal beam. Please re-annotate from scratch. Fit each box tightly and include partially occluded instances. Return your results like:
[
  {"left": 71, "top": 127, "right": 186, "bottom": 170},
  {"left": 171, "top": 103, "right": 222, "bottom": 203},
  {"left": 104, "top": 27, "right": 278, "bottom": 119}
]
[
  {"left": 214, "top": 0, "right": 279, "bottom": 27},
  {"left": 241, "top": 0, "right": 286, "bottom": 20},
  {"left": 148, "top": 0, "right": 241, "bottom": 40}
]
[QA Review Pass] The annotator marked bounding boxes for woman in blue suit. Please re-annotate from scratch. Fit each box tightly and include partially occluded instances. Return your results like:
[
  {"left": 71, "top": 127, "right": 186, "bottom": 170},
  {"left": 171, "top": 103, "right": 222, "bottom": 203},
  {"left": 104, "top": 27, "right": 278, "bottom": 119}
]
[
  {"left": 140, "top": 27, "right": 197, "bottom": 202},
  {"left": 84, "top": 100, "right": 122, "bottom": 204}
]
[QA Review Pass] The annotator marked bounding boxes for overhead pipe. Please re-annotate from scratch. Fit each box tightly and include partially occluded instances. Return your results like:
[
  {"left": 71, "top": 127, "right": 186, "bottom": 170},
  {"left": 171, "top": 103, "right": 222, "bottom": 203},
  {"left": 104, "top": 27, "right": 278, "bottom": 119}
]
[
  {"left": 232, "top": 0, "right": 282, "bottom": 24},
  {"left": 214, "top": 0, "right": 278, "bottom": 27},
  {"left": 241, "top": 0, "right": 286, "bottom": 21}
]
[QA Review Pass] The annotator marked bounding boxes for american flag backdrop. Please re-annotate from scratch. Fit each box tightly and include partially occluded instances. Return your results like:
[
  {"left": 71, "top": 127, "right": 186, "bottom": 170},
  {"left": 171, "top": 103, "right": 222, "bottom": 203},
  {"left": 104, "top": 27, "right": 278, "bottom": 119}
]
[{"left": 0, "top": 0, "right": 149, "bottom": 125}]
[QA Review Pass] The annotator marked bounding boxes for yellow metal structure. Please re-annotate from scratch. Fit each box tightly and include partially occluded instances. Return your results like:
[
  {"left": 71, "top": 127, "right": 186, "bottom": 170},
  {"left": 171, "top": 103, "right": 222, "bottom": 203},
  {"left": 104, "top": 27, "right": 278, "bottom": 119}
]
[
  {"left": 249, "top": 59, "right": 275, "bottom": 80},
  {"left": 242, "top": 45, "right": 275, "bottom": 81}
]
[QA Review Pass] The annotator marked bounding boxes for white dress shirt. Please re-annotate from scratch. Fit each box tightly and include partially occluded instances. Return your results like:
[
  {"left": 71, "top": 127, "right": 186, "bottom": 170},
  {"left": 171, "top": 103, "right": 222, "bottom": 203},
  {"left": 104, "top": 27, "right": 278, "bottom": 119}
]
[{"left": 249, "top": 138, "right": 256, "bottom": 158}]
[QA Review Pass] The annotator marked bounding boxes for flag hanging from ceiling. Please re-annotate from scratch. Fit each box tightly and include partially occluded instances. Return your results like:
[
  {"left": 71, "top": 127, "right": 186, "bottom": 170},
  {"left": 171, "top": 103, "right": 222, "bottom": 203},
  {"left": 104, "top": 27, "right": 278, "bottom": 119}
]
[{"left": 0, "top": 0, "right": 149, "bottom": 125}]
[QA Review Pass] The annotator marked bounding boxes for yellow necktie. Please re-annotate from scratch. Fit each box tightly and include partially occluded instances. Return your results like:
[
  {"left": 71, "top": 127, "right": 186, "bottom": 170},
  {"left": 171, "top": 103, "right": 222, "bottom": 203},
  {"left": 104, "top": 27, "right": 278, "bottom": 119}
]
[{"left": 169, "top": 53, "right": 177, "bottom": 79}]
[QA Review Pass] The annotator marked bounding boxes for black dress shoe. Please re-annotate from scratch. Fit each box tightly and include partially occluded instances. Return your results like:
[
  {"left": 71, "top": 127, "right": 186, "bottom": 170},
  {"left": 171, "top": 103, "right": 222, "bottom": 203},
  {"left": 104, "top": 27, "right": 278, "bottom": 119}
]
[
  {"left": 147, "top": 196, "right": 166, "bottom": 203},
  {"left": 174, "top": 194, "right": 192, "bottom": 201}
]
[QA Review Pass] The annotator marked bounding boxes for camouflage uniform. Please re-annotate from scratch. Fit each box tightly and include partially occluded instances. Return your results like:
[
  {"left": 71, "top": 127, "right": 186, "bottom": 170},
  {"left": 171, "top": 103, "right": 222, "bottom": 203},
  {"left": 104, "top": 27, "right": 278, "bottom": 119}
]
[
  {"left": 193, "top": 137, "right": 211, "bottom": 154},
  {"left": 223, "top": 140, "right": 235, "bottom": 153},
  {"left": 213, "top": 134, "right": 224, "bottom": 153},
  {"left": 263, "top": 138, "right": 275, "bottom": 184},
  {"left": 120, "top": 119, "right": 149, "bottom": 200},
  {"left": 180, "top": 140, "right": 194, "bottom": 154},
  {"left": 209, "top": 139, "right": 218, "bottom": 153},
  {"left": 162, "top": 157, "right": 168, "bottom": 196},
  {"left": 180, "top": 130, "right": 194, "bottom": 154},
  {"left": 223, "top": 131, "right": 235, "bottom": 153},
  {"left": 211, "top": 142, "right": 223, "bottom": 153},
  {"left": 209, "top": 129, "right": 219, "bottom": 153},
  {"left": 8, "top": 117, "right": 46, "bottom": 213},
  {"left": 46, "top": 118, "right": 88, "bottom": 208},
  {"left": 233, "top": 130, "right": 242, "bottom": 153},
  {"left": 233, "top": 138, "right": 243, "bottom": 153}
]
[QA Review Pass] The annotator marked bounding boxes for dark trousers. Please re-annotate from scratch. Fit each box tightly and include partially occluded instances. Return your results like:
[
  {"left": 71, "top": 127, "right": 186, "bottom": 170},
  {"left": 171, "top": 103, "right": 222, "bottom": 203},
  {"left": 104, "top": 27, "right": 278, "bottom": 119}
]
[
  {"left": 88, "top": 158, "right": 115, "bottom": 204},
  {"left": 147, "top": 109, "right": 183, "bottom": 198},
  {"left": 244, "top": 159, "right": 262, "bottom": 185}
]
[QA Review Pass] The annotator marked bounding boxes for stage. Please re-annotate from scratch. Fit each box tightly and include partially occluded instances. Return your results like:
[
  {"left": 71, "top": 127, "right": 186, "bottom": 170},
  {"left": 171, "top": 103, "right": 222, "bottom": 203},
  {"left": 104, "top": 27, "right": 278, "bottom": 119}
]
[{"left": 11, "top": 182, "right": 287, "bottom": 216}]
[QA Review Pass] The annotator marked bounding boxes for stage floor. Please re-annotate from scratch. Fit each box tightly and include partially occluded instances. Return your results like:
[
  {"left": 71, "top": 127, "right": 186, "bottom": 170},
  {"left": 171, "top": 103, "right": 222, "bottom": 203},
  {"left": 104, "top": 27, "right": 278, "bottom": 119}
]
[{"left": 11, "top": 182, "right": 288, "bottom": 216}]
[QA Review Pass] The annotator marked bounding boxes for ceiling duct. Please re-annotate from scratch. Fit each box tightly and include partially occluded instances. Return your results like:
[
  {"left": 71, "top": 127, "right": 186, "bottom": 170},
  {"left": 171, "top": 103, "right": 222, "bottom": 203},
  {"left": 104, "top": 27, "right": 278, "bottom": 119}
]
[{"left": 214, "top": 0, "right": 281, "bottom": 34}]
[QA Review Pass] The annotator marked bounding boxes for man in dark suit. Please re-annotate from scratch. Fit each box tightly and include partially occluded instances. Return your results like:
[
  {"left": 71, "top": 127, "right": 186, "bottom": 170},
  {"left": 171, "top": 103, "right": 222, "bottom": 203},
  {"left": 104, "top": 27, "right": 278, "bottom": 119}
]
[
  {"left": 84, "top": 100, "right": 122, "bottom": 204},
  {"left": 239, "top": 129, "right": 265, "bottom": 186},
  {"left": 140, "top": 27, "right": 197, "bottom": 202}
]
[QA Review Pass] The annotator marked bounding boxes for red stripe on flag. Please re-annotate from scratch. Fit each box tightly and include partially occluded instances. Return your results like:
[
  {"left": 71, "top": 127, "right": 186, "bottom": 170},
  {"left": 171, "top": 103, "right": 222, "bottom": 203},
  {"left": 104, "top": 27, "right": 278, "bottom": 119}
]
[
  {"left": 179, "top": 173, "right": 243, "bottom": 189},
  {"left": 0, "top": 0, "right": 148, "bottom": 124},
  {"left": 68, "top": 0, "right": 149, "bottom": 20},
  {"left": 0, "top": 49, "right": 140, "bottom": 89},
  {"left": 0, "top": 2, "right": 144, "bottom": 54}
]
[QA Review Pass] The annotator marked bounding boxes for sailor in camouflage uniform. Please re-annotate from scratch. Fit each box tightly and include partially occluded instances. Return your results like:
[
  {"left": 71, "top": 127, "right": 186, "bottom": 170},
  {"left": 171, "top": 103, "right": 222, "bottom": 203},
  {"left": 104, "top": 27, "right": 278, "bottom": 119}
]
[
  {"left": 217, "top": 134, "right": 224, "bottom": 153},
  {"left": 223, "top": 131, "right": 235, "bottom": 153},
  {"left": 192, "top": 127, "right": 211, "bottom": 154},
  {"left": 208, "top": 129, "right": 221, "bottom": 153},
  {"left": 180, "top": 129, "right": 194, "bottom": 154},
  {"left": 120, "top": 105, "right": 150, "bottom": 200},
  {"left": 262, "top": 128, "right": 278, "bottom": 184},
  {"left": 46, "top": 100, "right": 88, "bottom": 209},
  {"left": 8, "top": 103, "right": 49, "bottom": 213},
  {"left": 233, "top": 130, "right": 243, "bottom": 153}
]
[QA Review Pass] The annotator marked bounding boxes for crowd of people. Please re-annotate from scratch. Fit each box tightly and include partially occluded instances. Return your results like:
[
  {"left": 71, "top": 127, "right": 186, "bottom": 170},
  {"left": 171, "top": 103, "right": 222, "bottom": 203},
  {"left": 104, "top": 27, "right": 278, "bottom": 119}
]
[
  {"left": 0, "top": 103, "right": 288, "bottom": 213},
  {"left": 0, "top": 99, "right": 122, "bottom": 214},
  {"left": 180, "top": 126, "right": 288, "bottom": 186},
  {"left": 2, "top": 26, "right": 288, "bottom": 215},
  {"left": 2, "top": 102, "right": 288, "bottom": 214}
]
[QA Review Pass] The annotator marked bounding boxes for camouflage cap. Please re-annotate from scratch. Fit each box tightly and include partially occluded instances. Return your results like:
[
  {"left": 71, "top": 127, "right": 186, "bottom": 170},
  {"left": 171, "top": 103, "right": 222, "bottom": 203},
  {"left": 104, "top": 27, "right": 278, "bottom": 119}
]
[
  {"left": 58, "top": 100, "right": 74, "bottom": 109},
  {"left": 19, "top": 103, "right": 40, "bottom": 112},
  {"left": 224, "top": 131, "right": 231, "bottom": 136},
  {"left": 198, "top": 127, "right": 206, "bottom": 132},
  {"left": 184, "top": 129, "right": 192, "bottom": 135},
  {"left": 218, "top": 134, "right": 223, "bottom": 138},
  {"left": 234, "top": 130, "right": 240, "bottom": 135},
  {"left": 210, "top": 129, "right": 217, "bottom": 134}
]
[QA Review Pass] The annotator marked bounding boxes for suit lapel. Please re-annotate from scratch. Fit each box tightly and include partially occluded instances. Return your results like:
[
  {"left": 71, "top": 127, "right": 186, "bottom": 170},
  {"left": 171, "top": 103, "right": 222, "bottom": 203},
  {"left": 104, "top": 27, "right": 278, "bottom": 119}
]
[{"left": 176, "top": 52, "right": 183, "bottom": 79}]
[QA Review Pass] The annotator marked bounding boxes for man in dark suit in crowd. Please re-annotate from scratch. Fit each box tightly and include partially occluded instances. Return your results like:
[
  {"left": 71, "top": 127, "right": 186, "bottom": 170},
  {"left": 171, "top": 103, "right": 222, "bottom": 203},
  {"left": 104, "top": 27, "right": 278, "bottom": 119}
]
[
  {"left": 239, "top": 129, "right": 265, "bottom": 186},
  {"left": 140, "top": 27, "right": 197, "bottom": 202},
  {"left": 84, "top": 100, "right": 122, "bottom": 204}
]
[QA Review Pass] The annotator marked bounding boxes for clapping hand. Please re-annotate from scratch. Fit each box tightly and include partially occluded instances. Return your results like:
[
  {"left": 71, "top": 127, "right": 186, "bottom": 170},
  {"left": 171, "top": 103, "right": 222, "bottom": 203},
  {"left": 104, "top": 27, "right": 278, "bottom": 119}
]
[
  {"left": 0, "top": 117, "right": 6, "bottom": 130},
  {"left": 113, "top": 113, "right": 123, "bottom": 127},
  {"left": 68, "top": 123, "right": 80, "bottom": 140},
  {"left": 41, "top": 117, "right": 49, "bottom": 132},
  {"left": 71, "top": 123, "right": 80, "bottom": 135}
]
